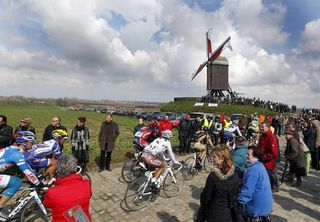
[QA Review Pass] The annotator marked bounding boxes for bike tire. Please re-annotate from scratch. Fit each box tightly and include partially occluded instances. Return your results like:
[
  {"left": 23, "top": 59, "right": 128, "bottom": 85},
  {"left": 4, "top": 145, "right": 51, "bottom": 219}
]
[
  {"left": 20, "top": 199, "right": 51, "bottom": 222},
  {"left": 162, "top": 170, "right": 184, "bottom": 198},
  {"left": 124, "top": 177, "right": 153, "bottom": 211},
  {"left": 203, "top": 155, "right": 214, "bottom": 173},
  {"left": 181, "top": 157, "right": 196, "bottom": 180},
  {"left": 121, "top": 158, "right": 143, "bottom": 183}
]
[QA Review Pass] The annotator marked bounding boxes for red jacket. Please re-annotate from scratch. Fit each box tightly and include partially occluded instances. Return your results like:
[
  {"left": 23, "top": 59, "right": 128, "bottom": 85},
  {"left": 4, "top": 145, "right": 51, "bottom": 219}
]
[
  {"left": 258, "top": 130, "right": 279, "bottom": 171},
  {"left": 160, "top": 120, "right": 173, "bottom": 132},
  {"left": 43, "top": 174, "right": 92, "bottom": 222}
]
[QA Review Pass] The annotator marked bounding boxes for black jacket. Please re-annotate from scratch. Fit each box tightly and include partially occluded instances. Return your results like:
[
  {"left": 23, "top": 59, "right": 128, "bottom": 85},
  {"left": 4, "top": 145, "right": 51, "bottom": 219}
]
[
  {"left": 190, "top": 120, "right": 202, "bottom": 136},
  {"left": 0, "top": 124, "right": 13, "bottom": 148},
  {"left": 178, "top": 119, "right": 191, "bottom": 137},
  {"left": 200, "top": 166, "right": 241, "bottom": 222},
  {"left": 303, "top": 126, "right": 315, "bottom": 152},
  {"left": 42, "top": 124, "right": 67, "bottom": 141}
]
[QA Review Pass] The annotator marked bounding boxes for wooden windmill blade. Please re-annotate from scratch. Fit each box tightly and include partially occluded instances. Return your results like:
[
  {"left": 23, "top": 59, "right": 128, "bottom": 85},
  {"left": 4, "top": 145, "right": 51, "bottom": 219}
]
[{"left": 191, "top": 36, "right": 231, "bottom": 81}]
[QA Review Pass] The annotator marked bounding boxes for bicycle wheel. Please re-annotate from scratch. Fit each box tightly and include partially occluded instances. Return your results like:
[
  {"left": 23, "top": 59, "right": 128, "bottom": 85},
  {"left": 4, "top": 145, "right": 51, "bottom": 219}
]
[
  {"left": 81, "top": 172, "right": 92, "bottom": 185},
  {"left": 203, "top": 155, "right": 214, "bottom": 173},
  {"left": 20, "top": 199, "right": 51, "bottom": 222},
  {"left": 121, "top": 158, "right": 143, "bottom": 183},
  {"left": 124, "top": 177, "right": 154, "bottom": 211},
  {"left": 162, "top": 170, "right": 184, "bottom": 197},
  {"left": 181, "top": 157, "right": 196, "bottom": 180}
]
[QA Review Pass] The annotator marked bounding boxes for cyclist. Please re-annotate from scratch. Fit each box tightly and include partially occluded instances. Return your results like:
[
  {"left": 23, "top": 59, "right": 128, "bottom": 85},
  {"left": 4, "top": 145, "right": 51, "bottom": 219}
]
[
  {"left": 140, "top": 130, "right": 179, "bottom": 187},
  {"left": 190, "top": 128, "right": 214, "bottom": 169},
  {"left": 224, "top": 119, "right": 243, "bottom": 149},
  {"left": 0, "top": 131, "right": 40, "bottom": 219},
  {"left": 23, "top": 129, "right": 67, "bottom": 176}
]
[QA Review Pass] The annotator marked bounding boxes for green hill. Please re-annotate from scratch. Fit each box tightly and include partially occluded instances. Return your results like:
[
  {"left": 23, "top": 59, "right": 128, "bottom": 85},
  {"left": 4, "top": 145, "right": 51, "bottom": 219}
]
[{"left": 161, "top": 101, "right": 277, "bottom": 116}]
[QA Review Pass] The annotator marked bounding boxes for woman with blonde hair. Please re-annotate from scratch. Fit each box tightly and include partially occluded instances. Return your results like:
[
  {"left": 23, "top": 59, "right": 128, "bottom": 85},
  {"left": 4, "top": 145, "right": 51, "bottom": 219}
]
[
  {"left": 15, "top": 116, "right": 36, "bottom": 135},
  {"left": 199, "top": 145, "right": 242, "bottom": 222}
]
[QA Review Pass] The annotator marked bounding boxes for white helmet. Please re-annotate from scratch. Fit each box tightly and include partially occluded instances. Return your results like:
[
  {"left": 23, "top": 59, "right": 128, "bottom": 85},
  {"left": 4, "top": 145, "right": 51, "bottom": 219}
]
[{"left": 162, "top": 130, "right": 173, "bottom": 139}]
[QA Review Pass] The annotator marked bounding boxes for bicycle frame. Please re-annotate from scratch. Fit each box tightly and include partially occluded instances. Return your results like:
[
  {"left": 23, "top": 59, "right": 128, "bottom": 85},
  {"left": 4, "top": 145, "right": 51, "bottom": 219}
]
[{"left": 7, "top": 187, "right": 47, "bottom": 219}]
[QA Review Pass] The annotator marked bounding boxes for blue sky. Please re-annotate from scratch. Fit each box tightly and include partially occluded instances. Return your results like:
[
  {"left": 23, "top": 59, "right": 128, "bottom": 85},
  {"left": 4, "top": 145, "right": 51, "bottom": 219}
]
[{"left": 0, "top": 0, "right": 319, "bottom": 108}]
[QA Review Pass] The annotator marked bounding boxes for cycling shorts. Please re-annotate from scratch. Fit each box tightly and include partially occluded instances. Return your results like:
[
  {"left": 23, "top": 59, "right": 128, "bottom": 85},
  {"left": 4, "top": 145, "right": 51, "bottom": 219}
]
[
  {"left": 224, "top": 131, "right": 235, "bottom": 141},
  {"left": 0, "top": 175, "right": 22, "bottom": 198},
  {"left": 140, "top": 152, "right": 162, "bottom": 169}
]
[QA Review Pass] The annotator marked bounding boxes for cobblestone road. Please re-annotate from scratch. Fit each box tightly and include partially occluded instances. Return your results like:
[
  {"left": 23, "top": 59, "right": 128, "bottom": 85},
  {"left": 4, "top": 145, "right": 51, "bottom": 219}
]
[{"left": 88, "top": 137, "right": 320, "bottom": 222}]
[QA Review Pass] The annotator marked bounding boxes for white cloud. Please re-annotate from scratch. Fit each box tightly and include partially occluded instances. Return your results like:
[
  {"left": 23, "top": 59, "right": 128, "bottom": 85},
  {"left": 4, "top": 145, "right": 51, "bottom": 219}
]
[{"left": 0, "top": 0, "right": 318, "bottom": 108}]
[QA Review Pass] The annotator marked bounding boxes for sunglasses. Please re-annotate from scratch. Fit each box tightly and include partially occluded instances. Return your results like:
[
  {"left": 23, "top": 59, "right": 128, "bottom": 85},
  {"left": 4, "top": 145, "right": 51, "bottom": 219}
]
[{"left": 20, "top": 121, "right": 27, "bottom": 124}]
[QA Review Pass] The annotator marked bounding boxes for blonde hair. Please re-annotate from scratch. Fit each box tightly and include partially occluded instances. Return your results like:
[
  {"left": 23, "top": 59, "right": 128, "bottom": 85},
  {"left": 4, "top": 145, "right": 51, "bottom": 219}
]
[
  {"left": 22, "top": 117, "right": 32, "bottom": 128},
  {"left": 213, "top": 145, "right": 233, "bottom": 169}
]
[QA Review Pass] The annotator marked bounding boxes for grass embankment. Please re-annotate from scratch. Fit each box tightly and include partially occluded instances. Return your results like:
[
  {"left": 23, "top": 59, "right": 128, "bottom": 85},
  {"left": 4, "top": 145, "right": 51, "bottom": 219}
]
[
  {"left": 0, "top": 103, "right": 180, "bottom": 169},
  {"left": 161, "top": 101, "right": 277, "bottom": 116}
]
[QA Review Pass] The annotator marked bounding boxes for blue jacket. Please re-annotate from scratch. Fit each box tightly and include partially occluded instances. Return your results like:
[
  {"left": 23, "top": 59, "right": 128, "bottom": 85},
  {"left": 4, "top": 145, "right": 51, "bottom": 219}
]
[
  {"left": 232, "top": 144, "right": 248, "bottom": 178},
  {"left": 237, "top": 160, "right": 272, "bottom": 217}
]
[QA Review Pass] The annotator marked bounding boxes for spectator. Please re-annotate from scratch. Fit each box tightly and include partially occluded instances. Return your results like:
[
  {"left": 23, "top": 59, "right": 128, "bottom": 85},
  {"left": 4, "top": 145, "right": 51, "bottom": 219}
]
[
  {"left": 159, "top": 115, "right": 173, "bottom": 132},
  {"left": 271, "top": 115, "right": 280, "bottom": 136},
  {"left": 232, "top": 136, "right": 248, "bottom": 179},
  {"left": 43, "top": 154, "right": 92, "bottom": 222},
  {"left": 199, "top": 146, "right": 241, "bottom": 222},
  {"left": 302, "top": 120, "right": 315, "bottom": 173},
  {"left": 311, "top": 119, "right": 320, "bottom": 170},
  {"left": 258, "top": 122, "right": 279, "bottom": 191},
  {"left": 178, "top": 114, "right": 191, "bottom": 155},
  {"left": 202, "top": 114, "right": 213, "bottom": 131},
  {"left": 43, "top": 116, "right": 67, "bottom": 150},
  {"left": 190, "top": 116, "right": 202, "bottom": 137},
  {"left": 287, "top": 122, "right": 300, "bottom": 142},
  {"left": 98, "top": 113, "right": 120, "bottom": 172},
  {"left": 133, "top": 118, "right": 145, "bottom": 135},
  {"left": 284, "top": 131, "right": 306, "bottom": 187},
  {"left": 71, "top": 117, "right": 90, "bottom": 172},
  {"left": 14, "top": 117, "right": 36, "bottom": 135},
  {"left": 0, "top": 115, "right": 13, "bottom": 149},
  {"left": 237, "top": 146, "right": 272, "bottom": 221},
  {"left": 278, "top": 114, "right": 284, "bottom": 136}
]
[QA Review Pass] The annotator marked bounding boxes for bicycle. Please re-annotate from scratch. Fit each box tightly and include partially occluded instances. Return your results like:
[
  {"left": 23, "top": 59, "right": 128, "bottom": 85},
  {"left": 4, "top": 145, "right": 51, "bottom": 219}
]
[
  {"left": 121, "top": 152, "right": 147, "bottom": 183},
  {"left": 181, "top": 147, "right": 214, "bottom": 180},
  {"left": 0, "top": 182, "right": 50, "bottom": 222},
  {"left": 124, "top": 161, "right": 184, "bottom": 211}
]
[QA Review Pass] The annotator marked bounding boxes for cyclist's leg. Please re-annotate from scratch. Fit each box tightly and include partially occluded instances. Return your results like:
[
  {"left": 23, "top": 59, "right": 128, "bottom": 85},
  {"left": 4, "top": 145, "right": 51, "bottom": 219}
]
[
  {"left": 140, "top": 153, "right": 164, "bottom": 179},
  {"left": 45, "top": 158, "right": 57, "bottom": 176},
  {"left": 0, "top": 175, "right": 22, "bottom": 206}
]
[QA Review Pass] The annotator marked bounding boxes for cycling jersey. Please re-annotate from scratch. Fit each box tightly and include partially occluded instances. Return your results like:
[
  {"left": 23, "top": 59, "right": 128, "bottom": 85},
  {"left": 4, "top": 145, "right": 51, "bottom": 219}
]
[
  {"left": 23, "top": 139, "right": 61, "bottom": 169},
  {"left": 225, "top": 124, "right": 243, "bottom": 137},
  {"left": 0, "top": 146, "right": 39, "bottom": 189},
  {"left": 143, "top": 138, "right": 178, "bottom": 163}
]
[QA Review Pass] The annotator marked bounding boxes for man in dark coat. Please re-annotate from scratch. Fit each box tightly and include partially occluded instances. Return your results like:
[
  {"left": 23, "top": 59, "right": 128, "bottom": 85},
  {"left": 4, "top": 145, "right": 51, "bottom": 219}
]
[
  {"left": 98, "top": 113, "right": 120, "bottom": 172},
  {"left": 178, "top": 114, "right": 191, "bottom": 155},
  {"left": 285, "top": 131, "right": 306, "bottom": 187},
  {"left": 0, "top": 115, "right": 13, "bottom": 149}
]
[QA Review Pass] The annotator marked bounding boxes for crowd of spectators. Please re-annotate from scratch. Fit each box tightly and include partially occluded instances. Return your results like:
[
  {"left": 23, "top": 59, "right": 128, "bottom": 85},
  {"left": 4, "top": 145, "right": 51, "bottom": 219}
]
[{"left": 221, "top": 96, "right": 292, "bottom": 113}]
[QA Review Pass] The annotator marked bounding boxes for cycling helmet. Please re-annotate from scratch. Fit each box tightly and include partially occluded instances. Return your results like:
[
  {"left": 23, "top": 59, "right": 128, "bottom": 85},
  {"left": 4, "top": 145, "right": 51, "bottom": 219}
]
[
  {"left": 52, "top": 129, "right": 68, "bottom": 140},
  {"left": 232, "top": 119, "right": 239, "bottom": 125},
  {"left": 162, "top": 130, "right": 173, "bottom": 139},
  {"left": 14, "top": 131, "right": 36, "bottom": 144}
]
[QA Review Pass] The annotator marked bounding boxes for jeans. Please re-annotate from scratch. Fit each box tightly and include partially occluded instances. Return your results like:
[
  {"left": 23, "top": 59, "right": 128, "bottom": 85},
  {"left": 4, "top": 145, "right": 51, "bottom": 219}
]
[{"left": 267, "top": 164, "right": 279, "bottom": 190}]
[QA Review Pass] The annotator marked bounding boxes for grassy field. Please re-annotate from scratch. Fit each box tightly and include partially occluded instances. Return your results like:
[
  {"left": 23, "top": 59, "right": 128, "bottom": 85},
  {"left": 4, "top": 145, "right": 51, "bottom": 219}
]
[
  {"left": 0, "top": 103, "right": 180, "bottom": 169},
  {"left": 161, "top": 101, "right": 277, "bottom": 116}
]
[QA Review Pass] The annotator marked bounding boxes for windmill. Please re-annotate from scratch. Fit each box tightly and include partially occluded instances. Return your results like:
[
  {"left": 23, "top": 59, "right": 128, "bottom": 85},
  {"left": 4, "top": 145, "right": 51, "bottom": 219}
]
[{"left": 191, "top": 29, "right": 235, "bottom": 102}]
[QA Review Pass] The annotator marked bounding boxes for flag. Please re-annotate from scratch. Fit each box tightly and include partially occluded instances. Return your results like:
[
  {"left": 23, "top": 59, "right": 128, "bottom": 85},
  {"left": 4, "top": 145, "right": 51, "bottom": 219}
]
[{"left": 191, "top": 36, "right": 231, "bottom": 81}]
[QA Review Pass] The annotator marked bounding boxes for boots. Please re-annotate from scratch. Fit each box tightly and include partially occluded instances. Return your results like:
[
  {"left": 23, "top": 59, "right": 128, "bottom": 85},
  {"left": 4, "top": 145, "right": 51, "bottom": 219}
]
[
  {"left": 106, "top": 158, "right": 112, "bottom": 171},
  {"left": 296, "top": 176, "right": 302, "bottom": 187}
]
